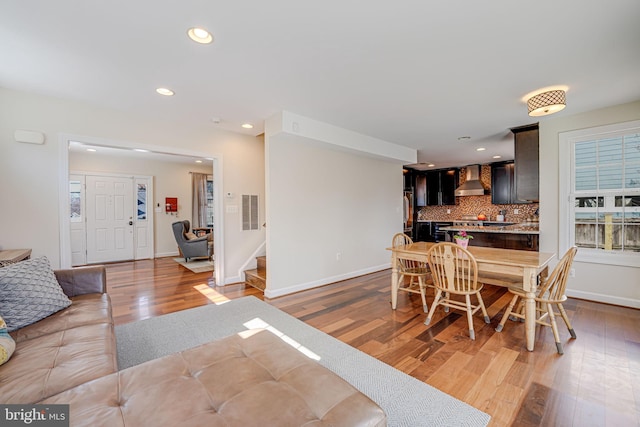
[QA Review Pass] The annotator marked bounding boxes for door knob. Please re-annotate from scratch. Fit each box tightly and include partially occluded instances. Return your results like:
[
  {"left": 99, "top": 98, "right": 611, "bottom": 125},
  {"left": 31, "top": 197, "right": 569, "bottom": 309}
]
[{"left": 129, "top": 221, "right": 133, "bottom": 226}]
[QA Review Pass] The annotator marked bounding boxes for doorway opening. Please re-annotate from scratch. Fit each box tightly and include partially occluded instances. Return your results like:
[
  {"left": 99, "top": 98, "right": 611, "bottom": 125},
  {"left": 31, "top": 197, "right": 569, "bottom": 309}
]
[{"left": 58, "top": 134, "right": 224, "bottom": 286}]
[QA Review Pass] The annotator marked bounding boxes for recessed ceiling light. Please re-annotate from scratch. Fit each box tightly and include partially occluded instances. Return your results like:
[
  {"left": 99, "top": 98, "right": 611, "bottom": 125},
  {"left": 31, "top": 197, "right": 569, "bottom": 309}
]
[
  {"left": 134, "top": 148, "right": 150, "bottom": 153},
  {"left": 86, "top": 148, "right": 96, "bottom": 152},
  {"left": 458, "top": 136, "right": 471, "bottom": 141},
  {"left": 195, "top": 160, "right": 203, "bottom": 163},
  {"left": 492, "top": 155, "right": 502, "bottom": 159},
  {"left": 242, "top": 123, "right": 254, "bottom": 129},
  {"left": 156, "top": 87, "right": 174, "bottom": 96},
  {"left": 428, "top": 163, "right": 435, "bottom": 167},
  {"left": 476, "top": 147, "right": 486, "bottom": 151},
  {"left": 187, "top": 27, "right": 213, "bottom": 44}
]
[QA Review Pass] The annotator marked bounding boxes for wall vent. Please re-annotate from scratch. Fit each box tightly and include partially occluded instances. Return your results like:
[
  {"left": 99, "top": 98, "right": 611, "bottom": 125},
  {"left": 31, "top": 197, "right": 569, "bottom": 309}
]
[{"left": 242, "top": 195, "right": 259, "bottom": 231}]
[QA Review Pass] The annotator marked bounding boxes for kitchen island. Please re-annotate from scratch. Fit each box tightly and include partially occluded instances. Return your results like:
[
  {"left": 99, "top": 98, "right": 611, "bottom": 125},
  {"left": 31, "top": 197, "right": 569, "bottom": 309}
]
[{"left": 440, "top": 223, "right": 539, "bottom": 251}]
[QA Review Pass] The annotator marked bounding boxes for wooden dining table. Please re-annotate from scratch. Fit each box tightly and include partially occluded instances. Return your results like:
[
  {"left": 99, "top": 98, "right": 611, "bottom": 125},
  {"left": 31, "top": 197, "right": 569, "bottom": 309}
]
[{"left": 388, "top": 241, "right": 556, "bottom": 351}]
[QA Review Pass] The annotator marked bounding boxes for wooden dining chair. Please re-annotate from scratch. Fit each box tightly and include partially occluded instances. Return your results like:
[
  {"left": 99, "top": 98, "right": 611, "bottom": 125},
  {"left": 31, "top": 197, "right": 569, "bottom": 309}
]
[
  {"left": 392, "top": 233, "right": 431, "bottom": 312},
  {"left": 495, "top": 246, "right": 578, "bottom": 354},
  {"left": 425, "top": 242, "right": 490, "bottom": 340}
]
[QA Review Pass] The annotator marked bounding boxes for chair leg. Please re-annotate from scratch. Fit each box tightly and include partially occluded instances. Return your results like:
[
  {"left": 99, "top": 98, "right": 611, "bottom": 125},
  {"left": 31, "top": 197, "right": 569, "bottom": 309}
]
[
  {"left": 443, "top": 292, "right": 450, "bottom": 312},
  {"left": 476, "top": 291, "right": 491, "bottom": 324},
  {"left": 496, "top": 294, "right": 519, "bottom": 332},
  {"left": 546, "top": 302, "right": 563, "bottom": 354},
  {"left": 391, "top": 273, "right": 405, "bottom": 309},
  {"left": 424, "top": 289, "right": 441, "bottom": 325},
  {"left": 465, "top": 294, "right": 475, "bottom": 340},
  {"left": 513, "top": 299, "right": 525, "bottom": 322},
  {"left": 557, "top": 303, "right": 577, "bottom": 339},
  {"left": 418, "top": 276, "right": 428, "bottom": 313}
]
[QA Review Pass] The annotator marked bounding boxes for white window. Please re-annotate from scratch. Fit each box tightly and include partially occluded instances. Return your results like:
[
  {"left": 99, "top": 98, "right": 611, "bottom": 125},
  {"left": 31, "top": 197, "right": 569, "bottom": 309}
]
[
  {"left": 560, "top": 120, "right": 640, "bottom": 267},
  {"left": 206, "top": 176, "right": 214, "bottom": 228},
  {"left": 69, "top": 180, "right": 83, "bottom": 222}
]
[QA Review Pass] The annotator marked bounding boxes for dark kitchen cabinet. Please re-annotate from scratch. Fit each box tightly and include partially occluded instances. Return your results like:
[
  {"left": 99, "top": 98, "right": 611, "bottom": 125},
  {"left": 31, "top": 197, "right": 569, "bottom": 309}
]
[
  {"left": 415, "top": 174, "right": 427, "bottom": 206},
  {"left": 415, "top": 221, "right": 453, "bottom": 242},
  {"left": 446, "top": 230, "right": 539, "bottom": 251},
  {"left": 490, "top": 161, "right": 528, "bottom": 204},
  {"left": 403, "top": 167, "right": 426, "bottom": 207},
  {"left": 413, "top": 168, "right": 457, "bottom": 206},
  {"left": 511, "top": 123, "right": 539, "bottom": 202},
  {"left": 426, "top": 172, "right": 440, "bottom": 205},
  {"left": 415, "top": 222, "right": 431, "bottom": 241},
  {"left": 425, "top": 169, "right": 458, "bottom": 206},
  {"left": 440, "top": 170, "right": 458, "bottom": 205},
  {"left": 491, "top": 162, "right": 513, "bottom": 204}
]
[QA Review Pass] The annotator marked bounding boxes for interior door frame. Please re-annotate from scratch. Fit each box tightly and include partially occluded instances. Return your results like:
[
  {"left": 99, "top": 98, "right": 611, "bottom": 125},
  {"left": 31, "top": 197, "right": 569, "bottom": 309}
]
[{"left": 58, "top": 133, "right": 225, "bottom": 286}]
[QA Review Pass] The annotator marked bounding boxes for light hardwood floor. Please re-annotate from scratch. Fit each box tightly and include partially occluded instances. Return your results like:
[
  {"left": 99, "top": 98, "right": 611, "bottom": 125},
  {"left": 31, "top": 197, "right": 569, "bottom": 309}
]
[{"left": 106, "top": 257, "right": 640, "bottom": 426}]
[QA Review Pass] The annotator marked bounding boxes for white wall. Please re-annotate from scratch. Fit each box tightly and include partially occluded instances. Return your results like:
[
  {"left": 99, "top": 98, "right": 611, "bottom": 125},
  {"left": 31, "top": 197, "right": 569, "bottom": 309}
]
[
  {"left": 0, "top": 87, "right": 265, "bottom": 284},
  {"left": 264, "top": 112, "right": 415, "bottom": 298},
  {"left": 70, "top": 151, "right": 212, "bottom": 257},
  {"left": 540, "top": 99, "right": 640, "bottom": 307}
]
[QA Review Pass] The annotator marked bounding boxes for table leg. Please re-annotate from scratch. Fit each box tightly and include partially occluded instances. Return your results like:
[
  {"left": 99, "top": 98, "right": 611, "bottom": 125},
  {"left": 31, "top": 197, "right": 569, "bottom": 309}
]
[
  {"left": 391, "top": 253, "right": 399, "bottom": 310},
  {"left": 524, "top": 291, "right": 536, "bottom": 351},
  {"left": 522, "top": 267, "right": 539, "bottom": 351}
]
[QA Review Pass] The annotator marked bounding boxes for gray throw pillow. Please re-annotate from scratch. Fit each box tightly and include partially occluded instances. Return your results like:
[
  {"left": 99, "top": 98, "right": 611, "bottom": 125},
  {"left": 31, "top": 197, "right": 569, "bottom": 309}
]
[{"left": 0, "top": 256, "right": 71, "bottom": 332}]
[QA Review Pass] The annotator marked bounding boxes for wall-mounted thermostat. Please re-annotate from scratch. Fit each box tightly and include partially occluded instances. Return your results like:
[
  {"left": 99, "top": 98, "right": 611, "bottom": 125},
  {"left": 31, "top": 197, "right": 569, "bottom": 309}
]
[{"left": 226, "top": 192, "right": 234, "bottom": 198}]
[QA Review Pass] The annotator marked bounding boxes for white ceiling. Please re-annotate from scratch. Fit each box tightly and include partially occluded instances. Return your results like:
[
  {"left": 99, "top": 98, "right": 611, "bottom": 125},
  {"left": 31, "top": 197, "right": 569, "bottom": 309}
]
[{"left": 2, "top": 1, "right": 639, "bottom": 168}]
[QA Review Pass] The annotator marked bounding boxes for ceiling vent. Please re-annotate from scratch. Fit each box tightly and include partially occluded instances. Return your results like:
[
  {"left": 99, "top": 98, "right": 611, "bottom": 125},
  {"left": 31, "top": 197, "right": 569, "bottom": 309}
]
[{"left": 454, "top": 165, "right": 487, "bottom": 196}]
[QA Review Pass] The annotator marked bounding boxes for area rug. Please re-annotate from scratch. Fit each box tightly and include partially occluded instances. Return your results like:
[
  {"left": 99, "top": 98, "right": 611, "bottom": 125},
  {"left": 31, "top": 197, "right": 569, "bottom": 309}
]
[
  {"left": 115, "top": 296, "right": 490, "bottom": 427},
  {"left": 172, "top": 257, "right": 213, "bottom": 273}
]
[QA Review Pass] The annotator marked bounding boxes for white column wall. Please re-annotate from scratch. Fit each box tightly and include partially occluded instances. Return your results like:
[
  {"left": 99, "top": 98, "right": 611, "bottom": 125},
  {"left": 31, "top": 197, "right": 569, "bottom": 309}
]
[{"left": 264, "top": 112, "right": 415, "bottom": 298}]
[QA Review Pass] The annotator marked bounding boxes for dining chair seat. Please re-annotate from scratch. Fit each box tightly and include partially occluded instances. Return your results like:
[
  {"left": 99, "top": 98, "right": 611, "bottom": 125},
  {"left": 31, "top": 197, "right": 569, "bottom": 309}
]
[
  {"left": 424, "top": 242, "right": 490, "bottom": 340},
  {"left": 495, "top": 246, "right": 578, "bottom": 354}
]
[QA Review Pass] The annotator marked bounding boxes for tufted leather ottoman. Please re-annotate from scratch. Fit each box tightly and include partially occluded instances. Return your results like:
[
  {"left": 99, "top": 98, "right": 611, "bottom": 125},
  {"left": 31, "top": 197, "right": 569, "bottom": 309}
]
[{"left": 42, "top": 328, "right": 387, "bottom": 426}]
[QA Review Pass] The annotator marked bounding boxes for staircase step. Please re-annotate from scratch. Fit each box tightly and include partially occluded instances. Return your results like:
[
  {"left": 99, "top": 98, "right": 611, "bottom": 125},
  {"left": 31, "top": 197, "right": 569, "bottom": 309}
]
[
  {"left": 244, "top": 268, "right": 266, "bottom": 291},
  {"left": 256, "top": 256, "right": 266, "bottom": 273}
]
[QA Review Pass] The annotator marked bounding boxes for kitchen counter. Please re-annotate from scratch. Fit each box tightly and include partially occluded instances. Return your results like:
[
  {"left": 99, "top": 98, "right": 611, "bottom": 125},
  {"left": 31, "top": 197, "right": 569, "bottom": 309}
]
[
  {"left": 440, "top": 223, "right": 539, "bottom": 235},
  {"left": 441, "top": 223, "right": 539, "bottom": 251}
]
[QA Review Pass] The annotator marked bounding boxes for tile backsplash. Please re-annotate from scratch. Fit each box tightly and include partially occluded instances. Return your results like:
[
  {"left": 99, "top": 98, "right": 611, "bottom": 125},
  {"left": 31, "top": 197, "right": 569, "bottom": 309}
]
[{"left": 417, "top": 165, "right": 539, "bottom": 223}]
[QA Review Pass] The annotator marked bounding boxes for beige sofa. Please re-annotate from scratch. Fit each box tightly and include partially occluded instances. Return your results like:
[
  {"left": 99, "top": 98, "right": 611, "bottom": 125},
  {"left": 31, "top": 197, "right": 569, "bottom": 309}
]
[
  {"left": 1, "top": 265, "right": 117, "bottom": 404},
  {"left": 1, "top": 266, "right": 386, "bottom": 426}
]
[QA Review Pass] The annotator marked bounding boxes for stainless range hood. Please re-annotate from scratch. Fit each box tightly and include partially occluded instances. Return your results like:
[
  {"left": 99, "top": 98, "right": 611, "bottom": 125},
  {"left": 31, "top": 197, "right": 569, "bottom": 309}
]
[{"left": 455, "top": 165, "right": 487, "bottom": 196}]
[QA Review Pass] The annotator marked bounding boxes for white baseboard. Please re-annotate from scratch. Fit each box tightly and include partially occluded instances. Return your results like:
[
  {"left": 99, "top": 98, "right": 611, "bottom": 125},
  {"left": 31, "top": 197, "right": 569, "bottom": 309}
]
[
  {"left": 222, "top": 275, "right": 243, "bottom": 286},
  {"left": 566, "top": 288, "right": 640, "bottom": 309},
  {"left": 264, "top": 263, "right": 391, "bottom": 299},
  {"left": 156, "top": 251, "right": 180, "bottom": 258}
]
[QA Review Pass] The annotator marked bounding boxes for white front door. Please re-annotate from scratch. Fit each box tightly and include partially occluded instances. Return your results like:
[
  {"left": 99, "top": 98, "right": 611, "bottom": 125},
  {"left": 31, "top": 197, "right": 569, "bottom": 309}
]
[{"left": 86, "top": 175, "right": 135, "bottom": 263}]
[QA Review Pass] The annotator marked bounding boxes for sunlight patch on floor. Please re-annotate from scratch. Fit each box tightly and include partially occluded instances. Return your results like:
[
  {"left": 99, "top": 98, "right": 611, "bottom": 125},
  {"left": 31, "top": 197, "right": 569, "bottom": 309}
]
[
  {"left": 193, "top": 284, "right": 231, "bottom": 305},
  {"left": 137, "top": 296, "right": 150, "bottom": 319},
  {"left": 242, "top": 317, "right": 321, "bottom": 361}
]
